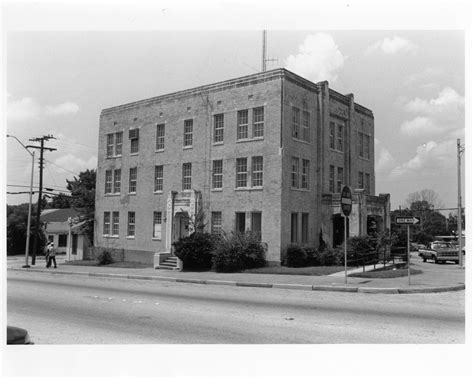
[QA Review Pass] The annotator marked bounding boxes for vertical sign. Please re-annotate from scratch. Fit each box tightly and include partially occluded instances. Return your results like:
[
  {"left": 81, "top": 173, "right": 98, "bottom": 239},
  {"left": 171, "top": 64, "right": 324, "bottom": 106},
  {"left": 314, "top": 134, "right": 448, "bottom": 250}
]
[{"left": 341, "top": 186, "right": 352, "bottom": 284}]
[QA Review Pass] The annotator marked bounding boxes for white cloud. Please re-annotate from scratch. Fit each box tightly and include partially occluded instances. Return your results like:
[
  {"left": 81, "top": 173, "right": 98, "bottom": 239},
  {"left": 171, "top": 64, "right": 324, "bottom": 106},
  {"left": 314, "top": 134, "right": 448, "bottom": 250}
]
[
  {"left": 389, "top": 140, "right": 455, "bottom": 179},
  {"left": 45, "top": 102, "right": 79, "bottom": 116},
  {"left": 400, "top": 87, "right": 465, "bottom": 137},
  {"left": 285, "top": 33, "right": 345, "bottom": 83},
  {"left": 374, "top": 139, "right": 396, "bottom": 171},
  {"left": 7, "top": 96, "right": 79, "bottom": 122},
  {"left": 7, "top": 97, "right": 42, "bottom": 122},
  {"left": 404, "top": 67, "right": 444, "bottom": 86},
  {"left": 54, "top": 154, "right": 97, "bottom": 176},
  {"left": 366, "top": 36, "right": 417, "bottom": 55}
]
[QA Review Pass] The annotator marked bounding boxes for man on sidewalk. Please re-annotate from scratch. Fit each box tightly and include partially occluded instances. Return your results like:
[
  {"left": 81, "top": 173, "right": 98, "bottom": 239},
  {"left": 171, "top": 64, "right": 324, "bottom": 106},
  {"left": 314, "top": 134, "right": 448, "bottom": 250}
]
[{"left": 46, "top": 242, "right": 57, "bottom": 269}]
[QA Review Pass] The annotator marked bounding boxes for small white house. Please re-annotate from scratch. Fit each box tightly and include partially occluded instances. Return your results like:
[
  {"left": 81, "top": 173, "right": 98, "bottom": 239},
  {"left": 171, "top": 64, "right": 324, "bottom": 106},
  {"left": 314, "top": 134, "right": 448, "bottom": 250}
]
[{"left": 41, "top": 209, "right": 91, "bottom": 261}]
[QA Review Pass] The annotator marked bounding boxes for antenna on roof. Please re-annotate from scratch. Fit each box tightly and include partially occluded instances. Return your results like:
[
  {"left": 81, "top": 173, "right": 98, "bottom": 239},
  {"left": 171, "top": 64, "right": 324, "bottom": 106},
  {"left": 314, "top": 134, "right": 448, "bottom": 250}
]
[{"left": 262, "top": 30, "right": 278, "bottom": 72}]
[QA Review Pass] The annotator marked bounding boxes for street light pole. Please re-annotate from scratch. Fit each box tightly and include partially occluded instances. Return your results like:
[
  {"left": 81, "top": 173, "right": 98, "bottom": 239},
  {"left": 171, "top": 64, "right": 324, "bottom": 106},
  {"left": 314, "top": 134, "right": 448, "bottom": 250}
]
[
  {"left": 457, "top": 139, "right": 464, "bottom": 268},
  {"left": 7, "top": 135, "right": 35, "bottom": 268}
]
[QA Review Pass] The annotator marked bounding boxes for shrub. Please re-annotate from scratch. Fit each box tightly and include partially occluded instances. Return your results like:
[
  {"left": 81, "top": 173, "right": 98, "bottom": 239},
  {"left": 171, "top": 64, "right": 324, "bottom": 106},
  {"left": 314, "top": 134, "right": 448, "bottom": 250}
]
[
  {"left": 285, "top": 245, "right": 308, "bottom": 267},
  {"left": 213, "top": 232, "right": 266, "bottom": 273},
  {"left": 304, "top": 247, "right": 319, "bottom": 266},
  {"left": 97, "top": 250, "right": 113, "bottom": 265},
  {"left": 318, "top": 248, "right": 344, "bottom": 266},
  {"left": 173, "top": 232, "right": 216, "bottom": 270}
]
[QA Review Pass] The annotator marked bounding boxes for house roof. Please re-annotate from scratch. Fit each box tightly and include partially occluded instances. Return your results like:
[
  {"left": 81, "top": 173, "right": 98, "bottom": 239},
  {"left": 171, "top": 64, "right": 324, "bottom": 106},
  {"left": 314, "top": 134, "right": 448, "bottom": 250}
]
[{"left": 41, "top": 208, "right": 81, "bottom": 223}]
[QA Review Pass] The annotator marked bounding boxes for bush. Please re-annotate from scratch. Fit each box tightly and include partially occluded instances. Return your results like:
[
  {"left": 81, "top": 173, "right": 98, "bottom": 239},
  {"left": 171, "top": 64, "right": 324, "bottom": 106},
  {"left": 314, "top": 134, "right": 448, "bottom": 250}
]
[
  {"left": 304, "top": 247, "right": 319, "bottom": 266},
  {"left": 173, "top": 232, "right": 216, "bottom": 270},
  {"left": 285, "top": 245, "right": 308, "bottom": 267},
  {"left": 213, "top": 232, "right": 266, "bottom": 273},
  {"left": 97, "top": 250, "right": 113, "bottom": 265}
]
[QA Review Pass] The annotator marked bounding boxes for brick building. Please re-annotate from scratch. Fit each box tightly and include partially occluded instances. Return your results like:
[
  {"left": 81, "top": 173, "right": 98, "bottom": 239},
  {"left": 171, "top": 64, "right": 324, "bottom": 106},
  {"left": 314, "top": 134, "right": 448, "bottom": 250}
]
[{"left": 94, "top": 68, "right": 390, "bottom": 266}]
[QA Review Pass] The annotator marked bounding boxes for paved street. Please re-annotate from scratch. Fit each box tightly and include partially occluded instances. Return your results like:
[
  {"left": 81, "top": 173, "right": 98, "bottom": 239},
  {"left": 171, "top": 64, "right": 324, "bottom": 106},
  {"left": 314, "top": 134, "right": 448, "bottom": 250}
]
[{"left": 7, "top": 270, "right": 464, "bottom": 344}]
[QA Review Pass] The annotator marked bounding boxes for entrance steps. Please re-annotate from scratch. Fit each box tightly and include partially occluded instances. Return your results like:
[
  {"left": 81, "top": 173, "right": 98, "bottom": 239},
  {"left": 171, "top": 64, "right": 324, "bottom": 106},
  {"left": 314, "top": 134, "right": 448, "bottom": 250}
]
[{"left": 154, "top": 253, "right": 183, "bottom": 271}]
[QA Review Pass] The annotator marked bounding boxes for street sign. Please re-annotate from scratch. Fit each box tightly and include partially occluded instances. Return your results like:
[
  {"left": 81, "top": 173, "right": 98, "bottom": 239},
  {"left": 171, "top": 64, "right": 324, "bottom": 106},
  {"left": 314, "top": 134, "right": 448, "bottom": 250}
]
[
  {"left": 340, "top": 186, "right": 352, "bottom": 217},
  {"left": 395, "top": 217, "right": 420, "bottom": 225}
]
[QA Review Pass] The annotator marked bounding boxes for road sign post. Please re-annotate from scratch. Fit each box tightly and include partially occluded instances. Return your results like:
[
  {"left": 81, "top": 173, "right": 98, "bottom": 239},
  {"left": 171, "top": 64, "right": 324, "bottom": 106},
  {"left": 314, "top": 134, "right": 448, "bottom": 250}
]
[
  {"left": 341, "top": 186, "right": 352, "bottom": 284},
  {"left": 395, "top": 216, "right": 420, "bottom": 285}
]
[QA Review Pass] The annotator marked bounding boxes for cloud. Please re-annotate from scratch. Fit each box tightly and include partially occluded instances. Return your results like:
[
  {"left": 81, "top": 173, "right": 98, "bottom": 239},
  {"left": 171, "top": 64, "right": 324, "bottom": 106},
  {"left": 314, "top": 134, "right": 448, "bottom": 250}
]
[
  {"left": 389, "top": 140, "right": 455, "bottom": 179},
  {"left": 285, "top": 33, "right": 345, "bottom": 83},
  {"left": 374, "top": 139, "right": 396, "bottom": 171},
  {"left": 399, "top": 87, "right": 465, "bottom": 137},
  {"left": 7, "top": 97, "right": 79, "bottom": 122},
  {"left": 7, "top": 97, "right": 42, "bottom": 122},
  {"left": 53, "top": 154, "right": 97, "bottom": 176},
  {"left": 366, "top": 36, "right": 417, "bottom": 55},
  {"left": 404, "top": 67, "right": 444, "bottom": 86},
  {"left": 45, "top": 102, "right": 79, "bottom": 116}
]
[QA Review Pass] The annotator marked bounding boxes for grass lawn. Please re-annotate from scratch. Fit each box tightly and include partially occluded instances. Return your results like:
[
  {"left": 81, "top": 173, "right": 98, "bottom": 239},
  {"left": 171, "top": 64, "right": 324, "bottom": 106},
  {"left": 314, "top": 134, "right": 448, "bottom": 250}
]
[
  {"left": 63, "top": 260, "right": 151, "bottom": 269},
  {"left": 243, "top": 266, "right": 345, "bottom": 276},
  {"left": 349, "top": 266, "right": 422, "bottom": 279}
]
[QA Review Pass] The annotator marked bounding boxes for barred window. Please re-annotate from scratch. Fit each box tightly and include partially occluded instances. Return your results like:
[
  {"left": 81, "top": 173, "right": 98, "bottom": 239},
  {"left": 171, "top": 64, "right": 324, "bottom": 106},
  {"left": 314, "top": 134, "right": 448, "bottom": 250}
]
[
  {"left": 329, "top": 165, "right": 335, "bottom": 193},
  {"left": 337, "top": 124, "right": 344, "bottom": 152},
  {"left": 301, "top": 159, "right": 309, "bottom": 189},
  {"left": 103, "top": 212, "right": 110, "bottom": 235},
  {"left": 212, "top": 160, "right": 223, "bottom": 189},
  {"left": 251, "top": 156, "right": 263, "bottom": 187},
  {"left": 127, "top": 212, "right": 135, "bottom": 237},
  {"left": 337, "top": 167, "right": 344, "bottom": 193},
  {"left": 154, "top": 165, "right": 163, "bottom": 192},
  {"left": 213, "top": 114, "right": 224, "bottom": 143},
  {"left": 292, "top": 107, "right": 300, "bottom": 139},
  {"left": 153, "top": 211, "right": 162, "bottom": 239},
  {"left": 129, "top": 167, "right": 137, "bottom": 193},
  {"left": 184, "top": 119, "right": 193, "bottom": 147},
  {"left": 252, "top": 107, "right": 264, "bottom": 138},
  {"left": 156, "top": 124, "right": 165, "bottom": 151},
  {"left": 291, "top": 157, "right": 299, "bottom": 188},
  {"left": 113, "top": 169, "right": 121, "bottom": 193},
  {"left": 364, "top": 134, "right": 370, "bottom": 159},
  {"left": 302, "top": 111, "right": 310, "bottom": 142},
  {"left": 105, "top": 170, "right": 112, "bottom": 194},
  {"left": 211, "top": 212, "right": 222, "bottom": 235},
  {"left": 237, "top": 110, "right": 248, "bottom": 140},
  {"left": 329, "top": 122, "right": 335, "bottom": 149},
  {"left": 358, "top": 132, "right": 364, "bottom": 158},
  {"left": 112, "top": 212, "right": 119, "bottom": 236},
  {"left": 236, "top": 158, "right": 248, "bottom": 188},
  {"left": 182, "top": 162, "right": 192, "bottom": 190},
  {"left": 106, "top": 134, "right": 114, "bottom": 157}
]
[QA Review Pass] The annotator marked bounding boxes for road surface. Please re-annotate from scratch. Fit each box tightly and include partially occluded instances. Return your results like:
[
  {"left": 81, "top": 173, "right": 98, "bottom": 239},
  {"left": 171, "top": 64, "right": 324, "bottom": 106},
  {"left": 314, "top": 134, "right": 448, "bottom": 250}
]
[{"left": 7, "top": 270, "right": 464, "bottom": 344}]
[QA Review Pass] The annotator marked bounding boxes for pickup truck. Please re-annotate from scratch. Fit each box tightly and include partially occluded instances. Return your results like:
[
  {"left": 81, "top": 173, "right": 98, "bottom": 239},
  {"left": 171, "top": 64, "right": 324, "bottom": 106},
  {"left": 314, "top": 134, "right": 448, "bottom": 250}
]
[{"left": 418, "top": 241, "right": 461, "bottom": 264}]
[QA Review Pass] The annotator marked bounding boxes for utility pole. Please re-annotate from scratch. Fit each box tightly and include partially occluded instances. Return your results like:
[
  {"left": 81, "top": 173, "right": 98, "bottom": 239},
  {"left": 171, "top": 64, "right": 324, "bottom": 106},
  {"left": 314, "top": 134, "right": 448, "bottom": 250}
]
[
  {"left": 262, "top": 30, "right": 278, "bottom": 72},
  {"left": 457, "top": 139, "right": 465, "bottom": 268},
  {"left": 27, "top": 135, "right": 56, "bottom": 265}
]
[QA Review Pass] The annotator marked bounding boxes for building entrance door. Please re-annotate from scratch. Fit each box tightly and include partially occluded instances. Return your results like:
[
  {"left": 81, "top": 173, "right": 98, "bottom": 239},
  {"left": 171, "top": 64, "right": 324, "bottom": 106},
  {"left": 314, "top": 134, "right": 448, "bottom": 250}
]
[{"left": 333, "top": 215, "right": 348, "bottom": 247}]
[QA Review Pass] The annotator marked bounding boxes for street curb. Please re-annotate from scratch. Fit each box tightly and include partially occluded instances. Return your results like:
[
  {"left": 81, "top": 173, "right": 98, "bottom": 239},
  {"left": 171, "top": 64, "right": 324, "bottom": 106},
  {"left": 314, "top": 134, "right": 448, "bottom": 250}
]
[{"left": 7, "top": 267, "right": 465, "bottom": 294}]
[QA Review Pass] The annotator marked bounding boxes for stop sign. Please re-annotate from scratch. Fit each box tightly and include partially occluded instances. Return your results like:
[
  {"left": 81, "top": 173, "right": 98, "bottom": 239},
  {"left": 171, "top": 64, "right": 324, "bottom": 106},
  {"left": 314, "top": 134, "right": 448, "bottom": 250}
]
[{"left": 340, "top": 185, "right": 352, "bottom": 216}]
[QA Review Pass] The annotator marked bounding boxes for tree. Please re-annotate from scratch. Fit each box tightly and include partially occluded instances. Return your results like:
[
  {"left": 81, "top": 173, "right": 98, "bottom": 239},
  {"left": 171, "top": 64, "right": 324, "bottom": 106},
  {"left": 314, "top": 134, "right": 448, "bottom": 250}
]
[
  {"left": 66, "top": 169, "right": 96, "bottom": 243},
  {"left": 48, "top": 192, "right": 72, "bottom": 209},
  {"left": 7, "top": 203, "right": 46, "bottom": 256},
  {"left": 405, "top": 189, "right": 444, "bottom": 210}
]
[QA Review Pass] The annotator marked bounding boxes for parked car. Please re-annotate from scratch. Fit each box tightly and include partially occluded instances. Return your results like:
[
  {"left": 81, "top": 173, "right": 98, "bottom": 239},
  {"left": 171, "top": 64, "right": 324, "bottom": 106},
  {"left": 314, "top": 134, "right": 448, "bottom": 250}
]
[
  {"left": 418, "top": 241, "right": 463, "bottom": 264},
  {"left": 7, "top": 326, "right": 34, "bottom": 345}
]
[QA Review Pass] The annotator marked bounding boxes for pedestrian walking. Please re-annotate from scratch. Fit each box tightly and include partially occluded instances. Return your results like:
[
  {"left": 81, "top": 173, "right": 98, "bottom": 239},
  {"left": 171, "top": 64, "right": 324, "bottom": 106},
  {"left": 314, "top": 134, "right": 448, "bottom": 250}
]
[
  {"left": 46, "top": 242, "right": 57, "bottom": 268},
  {"left": 45, "top": 242, "right": 53, "bottom": 267}
]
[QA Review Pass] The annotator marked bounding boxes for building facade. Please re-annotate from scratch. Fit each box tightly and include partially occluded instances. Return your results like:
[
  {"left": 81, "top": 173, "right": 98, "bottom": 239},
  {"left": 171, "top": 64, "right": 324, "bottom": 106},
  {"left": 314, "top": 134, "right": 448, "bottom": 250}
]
[{"left": 94, "top": 68, "right": 390, "bottom": 265}]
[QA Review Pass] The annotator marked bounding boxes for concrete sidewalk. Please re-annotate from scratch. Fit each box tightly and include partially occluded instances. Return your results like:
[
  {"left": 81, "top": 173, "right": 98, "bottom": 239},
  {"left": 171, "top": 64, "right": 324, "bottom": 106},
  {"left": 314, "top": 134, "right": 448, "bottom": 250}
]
[{"left": 6, "top": 254, "right": 466, "bottom": 294}]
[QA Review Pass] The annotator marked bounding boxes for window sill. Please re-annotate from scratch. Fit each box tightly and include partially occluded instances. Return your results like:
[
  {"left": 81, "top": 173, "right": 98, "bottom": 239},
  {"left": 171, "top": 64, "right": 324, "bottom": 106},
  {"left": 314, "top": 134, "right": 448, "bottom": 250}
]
[
  {"left": 103, "top": 235, "right": 119, "bottom": 239},
  {"left": 154, "top": 191, "right": 163, "bottom": 194},
  {"left": 182, "top": 145, "right": 193, "bottom": 150},
  {"left": 291, "top": 187, "right": 310, "bottom": 192},
  {"left": 128, "top": 192, "right": 137, "bottom": 196},
  {"left": 213, "top": 142, "right": 224, "bottom": 146},
  {"left": 155, "top": 149, "right": 165, "bottom": 153},
  {"left": 292, "top": 138, "right": 311, "bottom": 145},
  {"left": 106, "top": 155, "right": 122, "bottom": 159},
  {"left": 130, "top": 153, "right": 139, "bottom": 156},
  {"left": 235, "top": 187, "right": 263, "bottom": 191},
  {"left": 152, "top": 238, "right": 162, "bottom": 241},
  {"left": 105, "top": 193, "right": 120, "bottom": 197},
  {"left": 358, "top": 156, "right": 370, "bottom": 161},
  {"left": 236, "top": 137, "right": 264, "bottom": 143},
  {"left": 126, "top": 236, "right": 135, "bottom": 240},
  {"left": 329, "top": 148, "right": 344, "bottom": 154},
  {"left": 211, "top": 188, "right": 223, "bottom": 192}
]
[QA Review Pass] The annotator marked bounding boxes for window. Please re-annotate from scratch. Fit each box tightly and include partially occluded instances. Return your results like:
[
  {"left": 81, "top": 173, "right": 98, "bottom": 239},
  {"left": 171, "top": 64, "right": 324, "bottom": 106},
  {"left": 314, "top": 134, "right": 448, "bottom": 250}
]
[
  {"left": 337, "top": 167, "right": 344, "bottom": 193},
  {"left": 184, "top": 119, "right": 193, "bottom": 147},
  {"left": 329, "top": 165, "right": 335, "bottom": 193},
  {"left": 237, "top": 110, "right": 248, "bottom": 140},
  {"left": 129, "top": 129, "right": 139, "bottom": 154},
  {"left": 113, "top": 169, "right": 121, "bottom": 193},
  {"left": 365, "top": 173, "right": 371, "bottom": 193},
  {"left": 106, "top": 134, "right": 114, "bottom": 157},
  {"left": 301, "top": 159, "right": 309, "bottom": 189},
  {"left": 252, "top": 107, "right": 264, "bottom": 138},
  {"left": 337, "top": 124, "right": 344, "bottom": 151},
  {"left": 236, "top": 158, "right": 248, "bottom": 188},
  {"left": 358, "top": 132, "right": 370, "bottom": 159},
  {"left": 329, "top": 122, "right": 335, "bottom": 149},
  {"left": 153, "top": 211, "right": 162, "bottom": 239},
  {"left": 291, "top": 213, "right": 298, "bottom": 243},
  {"left": 301, "top": 213, "right": 309, "bottom": 244},
  {"left": 129, "top": 167, "right": 137, "bottom": 193},
  {"left": 236, "top": 212, "right": 246, "bottom": 233},
  {"left": 154, "top": 165, "right": 163, "bottom": 192},
  {"left": 251, "top": 212, "right": 262, "bottom": 241},
  {"left": 251, "top": 156, "right": 263, "bottom": 187},
  {"left": 302, "top": 110, "right": 310, "bottom": 142},
  {"left": 358, "top": 171, "right": 364, "bottom": 189},
  {"left": 112, "top": 212, "right": 119, "bottom": 236},
  {"left": 58, "top": 234, "right": 67, "bottom": 247},
  {"left": 212, "top": 160, "right": 223, "bottom": 189},
  {"left": 156, "top": 124, "right": 165, "bottom": 151},
  {"left": 103, "top": 212, "right": 110, "bottom": 235},
  {"left": 291, "top": 157, "right": 299, "bottom": 188},
  {"left": 115, "top": 132, "right": 123, "bottom": 156},
  {"left": 107, "top": 132, "right": 123, "bottom": 157},
  {"left": 182, "top": 162, "right": 192, "bottom": 190},
  {"left": 105, "top": 170, "right": 112, "bottom": 194},
  {"left": 211, "top": 212, "right": 222, "bottom": 235},
  {"left": 364, "top": 134, "right": 370, "bottom": 159},
  {"left": 213, "top": 114, "right": 224, "bottom": 143},
  {"left": 292, "top": 107, "right": 300, "bottom": 139},
  {"left": 127, "top": 212, "right": 135, "bottom": 237},
  {"left": 358, "top": 132, "right": 364, "bottom": 158}
]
